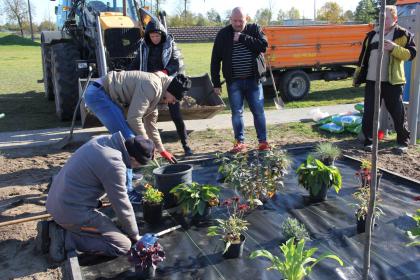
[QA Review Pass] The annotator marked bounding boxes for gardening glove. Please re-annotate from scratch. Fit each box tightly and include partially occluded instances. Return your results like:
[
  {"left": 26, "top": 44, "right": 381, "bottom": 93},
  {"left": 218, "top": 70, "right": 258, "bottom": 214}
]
[{"left": 160, "top": 150, "right": 178, "bottom": 164}]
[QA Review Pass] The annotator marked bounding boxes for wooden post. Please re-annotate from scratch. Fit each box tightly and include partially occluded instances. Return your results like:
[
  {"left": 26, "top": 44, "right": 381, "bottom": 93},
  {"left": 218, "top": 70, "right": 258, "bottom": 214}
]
[{"left": 362, "top": 0, "right": 385, "bottom": 279}]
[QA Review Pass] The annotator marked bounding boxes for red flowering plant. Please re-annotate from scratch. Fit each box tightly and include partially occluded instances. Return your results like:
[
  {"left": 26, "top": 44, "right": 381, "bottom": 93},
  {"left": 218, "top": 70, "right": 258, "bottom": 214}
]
[
  {"left": 207, "top": 197, "right": 250, "bottom": 253},
  {"left": 128, "top": 234, "right": 165, "bottom": 271},
  {"left": 355, "top": 159, "right": 381, "bottom": 188}
]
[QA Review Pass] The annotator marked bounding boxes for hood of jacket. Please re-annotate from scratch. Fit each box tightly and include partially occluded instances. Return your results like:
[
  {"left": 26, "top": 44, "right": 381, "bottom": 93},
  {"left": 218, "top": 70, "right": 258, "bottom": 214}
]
[{"left": 144, "top": 20, "right": 167, "bottom": 45}]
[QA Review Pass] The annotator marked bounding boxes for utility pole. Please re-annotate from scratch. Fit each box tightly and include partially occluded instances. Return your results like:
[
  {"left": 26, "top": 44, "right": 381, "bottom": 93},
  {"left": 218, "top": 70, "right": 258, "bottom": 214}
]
[{"left": 27, "top": 0, "right": 34, "bottom": 41}]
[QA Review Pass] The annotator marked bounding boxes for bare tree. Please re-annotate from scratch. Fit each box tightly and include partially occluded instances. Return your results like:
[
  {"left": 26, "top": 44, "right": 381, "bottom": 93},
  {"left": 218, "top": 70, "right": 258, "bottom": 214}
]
[{"left": 1, "top": 0, "right": 30, "bottom": 37}]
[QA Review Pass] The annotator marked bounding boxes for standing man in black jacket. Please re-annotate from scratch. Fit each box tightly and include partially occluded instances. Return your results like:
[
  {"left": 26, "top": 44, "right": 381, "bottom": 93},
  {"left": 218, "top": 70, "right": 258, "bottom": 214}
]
[{"left": 211, "top": 7, "right": 270, "bottom": 153}]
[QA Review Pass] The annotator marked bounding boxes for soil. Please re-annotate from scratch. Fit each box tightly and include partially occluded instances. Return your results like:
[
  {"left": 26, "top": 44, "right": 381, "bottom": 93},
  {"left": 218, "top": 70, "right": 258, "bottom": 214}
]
[{"left": 0, "top": 126, "right": 419, "bottom": 279}]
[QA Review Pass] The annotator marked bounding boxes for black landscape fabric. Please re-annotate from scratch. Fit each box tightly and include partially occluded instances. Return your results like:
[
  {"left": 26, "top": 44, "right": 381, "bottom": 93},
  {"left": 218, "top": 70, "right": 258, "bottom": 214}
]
[{"left": 79, "top": 149, "right": 420, "bottom": 280}]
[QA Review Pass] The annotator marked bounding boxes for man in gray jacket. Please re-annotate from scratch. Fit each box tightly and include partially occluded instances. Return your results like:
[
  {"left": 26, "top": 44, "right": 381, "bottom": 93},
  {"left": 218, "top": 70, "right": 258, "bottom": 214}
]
[{"left": 44, "top": 132, "right": 154, "bottom": 262}]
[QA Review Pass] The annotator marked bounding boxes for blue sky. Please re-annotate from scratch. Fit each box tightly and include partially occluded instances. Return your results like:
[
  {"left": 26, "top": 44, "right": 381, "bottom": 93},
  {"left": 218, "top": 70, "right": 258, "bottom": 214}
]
[{"left": 2, "top": 0, "right": 359, "bottom": 24}]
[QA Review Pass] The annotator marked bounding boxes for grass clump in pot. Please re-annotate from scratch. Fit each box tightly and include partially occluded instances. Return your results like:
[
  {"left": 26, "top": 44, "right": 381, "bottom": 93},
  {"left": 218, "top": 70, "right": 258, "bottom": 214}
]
[
  {"left": 281, "top": 217, "right": 310, "bottom": 242},
  {"left": 313, "top": 142, "right": 341, "bottom": 166}
]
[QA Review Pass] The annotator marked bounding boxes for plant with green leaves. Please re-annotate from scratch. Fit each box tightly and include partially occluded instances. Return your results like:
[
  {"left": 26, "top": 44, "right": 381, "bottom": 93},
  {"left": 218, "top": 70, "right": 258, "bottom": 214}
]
[
  {"left": 352, "top": 186, "right": 383, "bottom": 221},
  {"left": 313, "top": 142, "right": 341, "bottom": 165},
  {"left": 207, "top": 197, "right": 250, "bottom": 253},
  {"left": 142, "top": 184, "right": 164, "bottom": 204},
  {"left": 218, "top": 149, "right": 290, "bottom": 207},
  {"left": 406, "top": 209, "right": 420, "bottom": 247},
  {"left": 170, "top": 182, "right": 220, "bottom": 216},
  {"left": 250, "top": 238, "right": 344, "bottom": 280},
  {"left": 296, "top": 155, "right": 342, "bottom": 196},
  {"left": 281, "top": 217, "right": 310, "bottom": 242}
]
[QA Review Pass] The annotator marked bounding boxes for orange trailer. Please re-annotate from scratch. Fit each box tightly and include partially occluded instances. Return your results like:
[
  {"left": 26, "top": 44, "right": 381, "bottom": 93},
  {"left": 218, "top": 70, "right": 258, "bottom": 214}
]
[{"left": 262, "top": 24, "right": 374, "bottom": 101}]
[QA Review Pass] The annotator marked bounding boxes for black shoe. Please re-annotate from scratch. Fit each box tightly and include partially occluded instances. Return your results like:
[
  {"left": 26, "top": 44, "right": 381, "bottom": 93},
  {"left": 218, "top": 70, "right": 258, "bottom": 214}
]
[
  {"left": 128, "top": 189, "right": 142, "bottom": 205},
  {"left": 183, "top": 145, "right": 193, "bottom": 156},
  {"left": 395, "top": 144, "right": 408, "bottom": 154},
  {"left": 364, "top": 144, "right": 373, "bottom": 152},
  {"left": 36, "top": 220, "right": 50, "bottom": 254},
  {"left": 48, "top": 221, "right": 66, "bottom": 263}
]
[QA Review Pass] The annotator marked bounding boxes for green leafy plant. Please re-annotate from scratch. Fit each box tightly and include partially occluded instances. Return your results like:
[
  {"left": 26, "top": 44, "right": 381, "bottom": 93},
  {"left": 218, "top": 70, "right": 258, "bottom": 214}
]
[
  {"left": 360, "top": 159, "right": 372, "bottom": 170},
  {"left": 352, "top": 187, "right": 383, "bottom": 221},
  {"left": 142, "top": 184, "right": 164, "bottom": 204},
  {"left": 170, "top": 182, "right": 220, "bottom": 216},
  {"left": 296, "top": 155, "right": 342, "bottom": 195},
  {"left": 406, "top": 209, "right": 420, "bottom": 247},
  {"left": 207, "top": 197, "right": 250, "bottom": 253},
  {"left": 250, "top": 238, "right": 343, "bottom": 280},
  {"left": 313, "top": 142, "right": 341, "bottom": 165},
  {"left": 281, "top": 217, "right": 310, "bottom": 242},
  {"left": 218, "top": 149, "right": 290, "bottom": 207}
]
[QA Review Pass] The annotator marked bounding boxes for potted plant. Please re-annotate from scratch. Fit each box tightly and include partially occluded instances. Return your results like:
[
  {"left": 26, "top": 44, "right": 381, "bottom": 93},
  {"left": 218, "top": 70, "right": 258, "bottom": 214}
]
[
  {"left": 207, "top": 197, "right": 250, "bottom": 258},
  {"left": 170, "top": 182, "right": 220, "bottom": 222},
  {"left": 142, "top": 184, "right": 164, "bottom": 224},
  {"left": 352, "top": 186, "right": 383, "bottom": 233},
  {"left": 313, "top": 142, "right": 341, "bottom": 166},
  {"left": 281, "top": 217, "right": 310, "bottom": 243},
  {"left": 218, "top": 149, "right": 290, "bottom": 207},
  {"left": 406, "top": 209, "right": 420, "bottom": 246},
  {"left": 129, "top": 234, "right": 165, "bottom": 279},
  {"left": 355, "top": 159, "right": 382, "bottom": 189},
  {"left": 250, "top": 238, "right": 344, "bottom": 280},
  {"left": 296, "top": 155, "right": 342, "bottom": 202}
]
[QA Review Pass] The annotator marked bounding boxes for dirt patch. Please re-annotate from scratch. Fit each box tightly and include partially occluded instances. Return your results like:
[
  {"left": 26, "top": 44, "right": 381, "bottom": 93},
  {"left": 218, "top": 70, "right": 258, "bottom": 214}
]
[{"left": 0, "top": 124, "right": 419, "bottom": 279}]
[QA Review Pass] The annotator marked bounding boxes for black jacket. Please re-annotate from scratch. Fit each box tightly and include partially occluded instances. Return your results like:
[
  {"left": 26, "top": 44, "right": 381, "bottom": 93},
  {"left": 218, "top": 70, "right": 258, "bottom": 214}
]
[
  {"left": 129, "top": 20, "right": 183, "bottom": 76},
  {"left": 211, "top": 23, "right": 268, "bottom": 87}
]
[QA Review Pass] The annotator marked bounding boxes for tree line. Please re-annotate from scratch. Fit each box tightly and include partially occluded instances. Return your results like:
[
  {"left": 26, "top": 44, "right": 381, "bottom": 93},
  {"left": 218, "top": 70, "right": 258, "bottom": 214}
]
[{"left": 0, "top": 0, "right": 398, "bottom": 38}]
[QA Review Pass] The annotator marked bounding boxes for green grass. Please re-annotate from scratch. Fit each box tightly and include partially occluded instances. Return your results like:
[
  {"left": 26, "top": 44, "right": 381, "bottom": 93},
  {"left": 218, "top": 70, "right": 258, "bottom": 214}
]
[{"left": 0, "top": 38, "right": 363, "bottom": 132}]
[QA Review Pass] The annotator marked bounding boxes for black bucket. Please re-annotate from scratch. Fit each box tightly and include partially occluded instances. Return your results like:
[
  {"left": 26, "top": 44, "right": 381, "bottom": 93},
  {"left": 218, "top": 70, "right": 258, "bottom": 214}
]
[
  {"left": 153, "top": 164, "right": 193, "bottom": 209},
  {"left": 223, "top": 234, "right": 245, "bottom": 259},
  {"left": 134, "top": 266, "right": 155, "bottom": 279},
  {"left": 357, "top": 217, "right": 366, "bottom": 233}
]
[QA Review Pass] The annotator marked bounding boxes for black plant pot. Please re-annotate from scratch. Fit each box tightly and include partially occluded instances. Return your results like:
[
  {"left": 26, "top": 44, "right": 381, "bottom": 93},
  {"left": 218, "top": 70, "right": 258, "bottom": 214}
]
[
  {"left": 357, "top": 217, "right": 366, "bottom": 233},
  {"left": 223, "top": 234, "right": 246, "bottom": 259},
  {"left": 191, "top": 205, "right": 211, "bottom": 225},
  {"left": 134, "top": 265, "right": 155, "bottom": 279},
  {"left": 309, "top": 184, "right": 328, "bottom": 203},
  {"left": 153, "top": 164, "right": 193, "bottom": 209},
  {"left": 321, "top": 158, "right": 335, "bottom": 166},
  {"left": 143, "top": 202, "right": 163, "bottom": 224}
]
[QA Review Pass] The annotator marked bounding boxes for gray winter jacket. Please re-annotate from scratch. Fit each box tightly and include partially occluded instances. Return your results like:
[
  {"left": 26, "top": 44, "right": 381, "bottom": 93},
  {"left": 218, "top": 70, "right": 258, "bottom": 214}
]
[{"left": 46, "top": 132, "right": 139, "bottom": 239}]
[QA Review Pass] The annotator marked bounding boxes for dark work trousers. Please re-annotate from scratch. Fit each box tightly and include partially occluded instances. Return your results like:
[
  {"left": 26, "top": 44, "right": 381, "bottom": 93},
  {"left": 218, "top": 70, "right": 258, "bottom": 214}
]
[
  {"left": 168, "top": 102, "right": 188, "bottom": 146},
  {"left": 362, "top": 81, "right": 410, "bottom": 146}
]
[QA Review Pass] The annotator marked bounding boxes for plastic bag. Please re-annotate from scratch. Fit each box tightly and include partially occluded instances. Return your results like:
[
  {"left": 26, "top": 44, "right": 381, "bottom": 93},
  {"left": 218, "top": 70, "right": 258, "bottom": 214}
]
[
  {"left": 317, "top": 114, "right": 336, "bottom": 125},
  {"left": 345, "top": 124, "right": 362, "bottom": 134},
  {"left": 355, "top": 103, "right": 364, "bottom": 113},
  {"left": 309, "top": 108, "right": 330, "bottom": 122},
  {"left": 319, "top": 122, "right": 345, "bottom": 133},
  {"left": 332, "top": 115, "right": 362, "bottom": 128}
]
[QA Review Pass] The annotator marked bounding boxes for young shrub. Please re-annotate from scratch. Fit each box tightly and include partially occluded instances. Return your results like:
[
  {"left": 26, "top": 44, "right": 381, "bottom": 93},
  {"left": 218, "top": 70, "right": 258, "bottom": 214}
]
[
  {"left": 143, "top": 184, "right": 164, "bottom": 204},
  {"left": 281, "top": 217, "right": 310, "bottom": 242},
  {"left": 250, "top": 238, "right": 344, "bottom": 280}
]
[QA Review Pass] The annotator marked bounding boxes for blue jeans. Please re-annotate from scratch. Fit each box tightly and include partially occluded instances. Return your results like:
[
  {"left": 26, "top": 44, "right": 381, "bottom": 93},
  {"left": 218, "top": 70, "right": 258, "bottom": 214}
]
[
  {"left": 84, "top": 83, "right": 135, "bottom": 191},
  {"left": 227, "top": 79, "right": 267, "bottom": 143}
]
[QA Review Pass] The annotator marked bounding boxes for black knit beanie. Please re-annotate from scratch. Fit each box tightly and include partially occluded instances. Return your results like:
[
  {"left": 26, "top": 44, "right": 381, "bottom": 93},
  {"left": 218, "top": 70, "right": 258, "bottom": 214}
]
[
  {"left": 167, "top": 74, "right": 192, "bottom": 101},
  {"left": 124, "top": 136, "right": 155, "bottom": 165}
]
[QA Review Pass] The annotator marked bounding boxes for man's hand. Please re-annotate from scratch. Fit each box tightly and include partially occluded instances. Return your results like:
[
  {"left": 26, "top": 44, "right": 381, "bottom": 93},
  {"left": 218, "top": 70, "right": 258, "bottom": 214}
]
[
  {"left": 214, "top": 87, "right": 222, "bottom": 96},
  {"left": 160, "top": 150, "right": 178, "bottom": 164},
  {"left": 384, "top": 40, "right": 397, "bottom": 51},
  {"left": 233, "top": 32, "right": 241, "bottom": 42}
]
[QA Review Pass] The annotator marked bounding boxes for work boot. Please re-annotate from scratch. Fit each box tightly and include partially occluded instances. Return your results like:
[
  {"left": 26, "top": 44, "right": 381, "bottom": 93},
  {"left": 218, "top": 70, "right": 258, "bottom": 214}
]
[
  {"left": 230, "top": 141, "right": 247, "bottom": 154},
  {"left": 48, "top": 221, "right": 66, "bottom": 263},
  {"left": 258, "top": 141, "right": 271, "bottom": 151},
  {"left": 128, "top": 189, "right": 142, "bottom": 205},
  {"left": 35, "top": 220, "right": 50, "bottom": 254},
  {"left": 183, "top": 145, "right": 193, "bottom": 156},
  {"left": 395, "top": 144, "right": 408, "bottom": 154}
]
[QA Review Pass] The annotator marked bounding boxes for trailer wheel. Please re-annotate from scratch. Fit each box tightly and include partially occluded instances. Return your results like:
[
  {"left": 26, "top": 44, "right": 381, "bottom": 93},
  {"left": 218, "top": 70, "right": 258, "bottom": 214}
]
[
  {"left": 280, "top": 70, "right": 310, "bottom": 101},
  {"left": 41, "top": 43, "right": 54, "bottom": 101},
  {"left": 51, "top": 42, "right": 80, "bottom": 121}
]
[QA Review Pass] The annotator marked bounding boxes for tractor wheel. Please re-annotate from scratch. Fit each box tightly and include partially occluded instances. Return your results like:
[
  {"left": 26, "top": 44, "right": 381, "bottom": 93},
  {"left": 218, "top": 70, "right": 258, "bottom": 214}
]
[
  {"left": 41, "top": 43, "right": 54, "bottom": 101},
  {"left": 280, "top": 70, "right": 310, "bottom": 101},
  {"left": 50, "top": 42, "right": 80, "bottom": 121}
]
